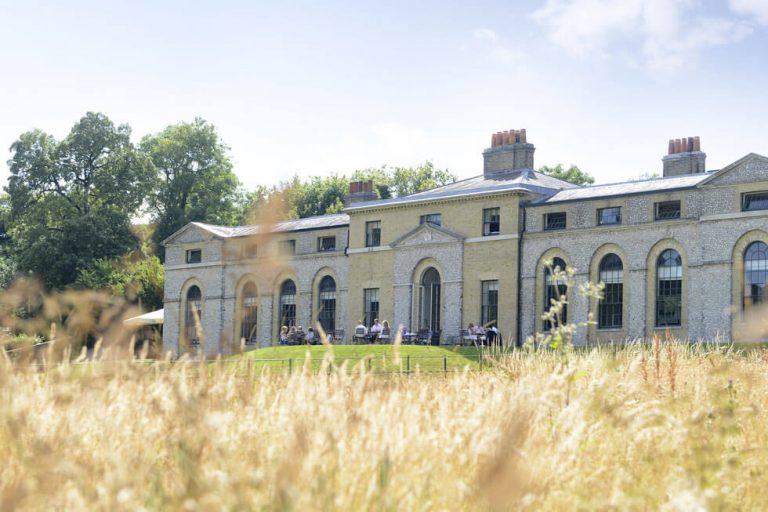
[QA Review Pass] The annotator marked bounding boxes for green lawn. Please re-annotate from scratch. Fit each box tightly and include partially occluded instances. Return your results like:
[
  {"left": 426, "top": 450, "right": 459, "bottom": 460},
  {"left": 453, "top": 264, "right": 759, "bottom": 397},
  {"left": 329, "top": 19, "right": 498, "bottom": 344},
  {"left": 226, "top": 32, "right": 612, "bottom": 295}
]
[{"left": 231, "top": 344, "right": 488, "bottom": 373}]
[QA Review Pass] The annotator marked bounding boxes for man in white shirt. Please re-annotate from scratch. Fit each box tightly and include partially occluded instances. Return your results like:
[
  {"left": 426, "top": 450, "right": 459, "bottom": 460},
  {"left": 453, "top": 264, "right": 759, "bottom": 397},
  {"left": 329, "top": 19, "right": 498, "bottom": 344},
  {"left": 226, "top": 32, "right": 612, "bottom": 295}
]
[{"left": 369, "top": 319, "right": 383, "bottom": 342}]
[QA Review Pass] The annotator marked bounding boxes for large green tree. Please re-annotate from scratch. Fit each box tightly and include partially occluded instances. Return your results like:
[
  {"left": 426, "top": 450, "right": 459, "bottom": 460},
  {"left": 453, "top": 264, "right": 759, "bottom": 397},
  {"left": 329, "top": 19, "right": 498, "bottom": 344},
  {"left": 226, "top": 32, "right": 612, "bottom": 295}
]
[
  {"left": 538, "top": 164, "right": 594, "bottom": 186},
  {"left": 5, "top": 113, "right": 153, "bottom": 288},
  {"left": 142, "top": 118, "right": 242, "bottom": 258},
  {"left": 390, "top": 161, "right": 457, "bottom": 197}
]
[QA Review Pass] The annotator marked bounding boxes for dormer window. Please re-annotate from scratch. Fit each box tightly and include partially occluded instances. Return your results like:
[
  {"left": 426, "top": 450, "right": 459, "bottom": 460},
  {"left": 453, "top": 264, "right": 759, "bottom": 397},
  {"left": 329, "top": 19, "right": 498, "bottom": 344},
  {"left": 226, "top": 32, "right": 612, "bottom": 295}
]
[
  {"left": 544, "top": 212, "right": 566, "bottom": 231},
  {"left": 598, "top": 207, "right": 621, "bottom": 225},
  {"left": 419, "top": 213, "right": 442, "bottom": 226},
  {"left": 186, "top": 249, "right": 202, "bottom": 264}
]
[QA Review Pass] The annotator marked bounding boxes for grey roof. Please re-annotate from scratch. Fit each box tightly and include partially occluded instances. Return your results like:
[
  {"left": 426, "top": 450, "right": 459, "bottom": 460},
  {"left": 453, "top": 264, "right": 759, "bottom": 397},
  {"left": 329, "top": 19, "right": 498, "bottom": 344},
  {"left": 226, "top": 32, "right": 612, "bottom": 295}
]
[
  {"left": 532, "top": 172, "right": 714, "bottom": 205},
  {"left": 193, "top": 213, "right": 349, "bottom": 238},
  {"left": 344, "top": 169, "right": 578, "bottom": 211}
]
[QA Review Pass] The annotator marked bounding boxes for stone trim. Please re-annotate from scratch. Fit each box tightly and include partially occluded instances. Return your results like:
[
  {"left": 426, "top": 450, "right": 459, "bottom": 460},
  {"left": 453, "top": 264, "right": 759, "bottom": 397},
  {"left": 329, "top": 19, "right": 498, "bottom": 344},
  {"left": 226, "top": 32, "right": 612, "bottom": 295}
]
[
  {"left": 465, "top": 234, "right": 519, "bottom": 243},
  {"left": 700, "top": 210, "right": 768, "bottom": 222},
  {"left": 347, "top": 246, "right": 392, "bottom": 254}
]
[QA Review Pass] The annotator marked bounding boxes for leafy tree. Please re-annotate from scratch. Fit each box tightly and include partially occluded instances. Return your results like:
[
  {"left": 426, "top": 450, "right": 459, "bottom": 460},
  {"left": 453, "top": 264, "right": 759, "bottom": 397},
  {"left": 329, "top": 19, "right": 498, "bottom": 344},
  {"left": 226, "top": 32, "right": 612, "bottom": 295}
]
[
  {"left": 390, "top": 161, "right": 457, "bottom": 197},
  {"left": 292, "top": 175, "right": 348, "bottom": 218},
  {"left": 538, "top": 164, "right": 594, "bottom": 186},
  {"left": 142, "top": 118, "right": 242, "bottom": 258},
  {"left": 5, "top": 113, "right": 153, "bottom": 287},
  {"left": 74, "top": 255, "right": 165, "bottom": 311}
]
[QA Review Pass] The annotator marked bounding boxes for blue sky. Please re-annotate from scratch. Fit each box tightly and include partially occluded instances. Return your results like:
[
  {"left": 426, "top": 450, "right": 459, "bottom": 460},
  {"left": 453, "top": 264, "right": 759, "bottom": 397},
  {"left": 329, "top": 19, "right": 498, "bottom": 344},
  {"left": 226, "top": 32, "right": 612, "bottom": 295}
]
[{"left": 1, "top": 0, "right": 767, "bottom": 189}]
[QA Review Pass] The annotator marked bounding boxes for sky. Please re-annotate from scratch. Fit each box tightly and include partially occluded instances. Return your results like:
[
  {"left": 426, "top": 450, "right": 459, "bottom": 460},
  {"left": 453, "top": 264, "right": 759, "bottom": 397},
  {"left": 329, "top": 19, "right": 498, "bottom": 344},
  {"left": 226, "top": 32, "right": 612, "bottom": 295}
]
[{"left": 0, "top": 0, "right": 767, "bottom": 190}]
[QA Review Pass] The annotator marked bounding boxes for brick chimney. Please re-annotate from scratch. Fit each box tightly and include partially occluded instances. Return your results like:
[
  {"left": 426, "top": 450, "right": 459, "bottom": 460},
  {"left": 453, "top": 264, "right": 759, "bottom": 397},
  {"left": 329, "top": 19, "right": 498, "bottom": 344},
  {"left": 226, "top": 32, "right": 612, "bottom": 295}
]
[
  {"left": 482, "top": 128, "right": 535, "bottom": 176},
  {"left": 662, "top": 136, "right": 706, "bottom": 177},
  {"left": 346, "top": 180, "right": 377, "bottom": 205}
]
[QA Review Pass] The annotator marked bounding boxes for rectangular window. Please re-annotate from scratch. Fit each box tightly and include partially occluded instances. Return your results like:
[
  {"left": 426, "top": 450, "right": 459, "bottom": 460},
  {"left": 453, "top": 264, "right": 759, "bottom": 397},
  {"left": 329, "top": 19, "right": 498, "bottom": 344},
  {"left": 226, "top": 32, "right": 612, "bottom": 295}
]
[
  {"left": 365, "top": 221, "right": 381, "bottom": 247},
  {"left": 278, "top": 239, "right": 296, "bottom": 255},
  {"left": 241, "top": 242, "right": 258, "bottom": 259},
  {"left": 544, "top": 212, "right": 567, "bottom": 231},
  {"left": 743, "top": 192, "right": 768, "bottom": 212},
  {"left": 655, "top": 201, "right": 681, "bottom": 220},
  {"left": 419, "top": 213, "right": 442, "bottom": 226},
  {"left": 186, "top": 249, "right": 202, "bottom": 264},
  {"left": 481, "top": 280, "right": 499, "bottom": 328},
  {"left": 317, "top": 236, "right": 336, "bottom": 252},
  {"left": 597, "top": 207, "right": 622, "bottom": 226},
  {"left": 363, "top": 288, "right": 380, "bottom": 327},
  {"left": 483, "top": 208, "right": 500, "bottom": 236}
]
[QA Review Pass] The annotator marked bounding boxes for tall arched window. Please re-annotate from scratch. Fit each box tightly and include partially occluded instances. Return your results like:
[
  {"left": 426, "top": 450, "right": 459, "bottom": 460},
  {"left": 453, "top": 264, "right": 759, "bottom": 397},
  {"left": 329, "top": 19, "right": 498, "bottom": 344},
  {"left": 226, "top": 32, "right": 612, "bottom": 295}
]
[
  {"left": 598, "top": 254, "right": 623, "bottom": 329},
  {"left": 744, "top": 241, "right": 768, "bottom": 310},
  {"left": 419, "top": 268, "right": 441, "bottom": 333},
  {"left": 185, "top": 285, "right": 202, "bottom": 347},
  {"left": 318, "top": 276, "right": 336, "bottom": 332},
  {"left": 656, "top": 249, "right": 682, "bottom": 327},
  {"left": 544, "top": 257, "right": 567, "bottom": 330},
  {"left": 279, "top": 280, "right": 297, "bottom": 328},
  {"left": 240, "top": 282, "right": 258, "bottom": 345}
]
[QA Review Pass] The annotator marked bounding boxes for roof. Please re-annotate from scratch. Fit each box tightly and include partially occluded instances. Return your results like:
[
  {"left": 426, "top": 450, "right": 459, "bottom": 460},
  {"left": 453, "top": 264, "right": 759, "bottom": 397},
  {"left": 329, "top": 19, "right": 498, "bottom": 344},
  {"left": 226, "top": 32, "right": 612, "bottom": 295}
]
[
  {"left": 124, "top": 309, "right": 164, "bottom": 326},
  {"left": 193, "top": 213, "right": 350, "bottom": 239},
  {"left": 344, "top": 169, "right": 577, "bottom": 212},
  {"left": 532, "top": 172, "right": 714, "bottom": 205}
]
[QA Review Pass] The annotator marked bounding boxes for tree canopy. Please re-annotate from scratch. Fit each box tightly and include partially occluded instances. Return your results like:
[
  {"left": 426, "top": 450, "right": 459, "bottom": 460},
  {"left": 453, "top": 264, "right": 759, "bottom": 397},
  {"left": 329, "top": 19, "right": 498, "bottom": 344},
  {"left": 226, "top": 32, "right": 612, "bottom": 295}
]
[
  {"left": 141, "top": 118, "right": 243, "bottom": 257},
  {"left": 5, "top": 113, "right": 154, "bottom": 287},
  {"left": 538, "top": 164, "right": 595, "bottom": 186}
]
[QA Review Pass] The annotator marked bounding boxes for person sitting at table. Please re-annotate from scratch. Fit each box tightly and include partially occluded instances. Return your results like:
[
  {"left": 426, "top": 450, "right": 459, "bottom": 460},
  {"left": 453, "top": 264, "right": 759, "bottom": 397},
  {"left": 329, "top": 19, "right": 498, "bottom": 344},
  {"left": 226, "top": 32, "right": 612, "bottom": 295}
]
[
  {"left": 487, "top": 324, "right": 499, "bottom": 343},
  {"left": 354, "top": 320, "right": 368, "bottom": 342},
  {"left": 279, "top": 326, "right": 288, "bottom": 345},
  {"left": 369, "top": 319, "right": 383, "bottom": 341},
  {"left": 306, "top": 327, "right": 315, "bottom": 344},
  {"left": 471, "top": 323, "right": 485, "bottom": 335}
]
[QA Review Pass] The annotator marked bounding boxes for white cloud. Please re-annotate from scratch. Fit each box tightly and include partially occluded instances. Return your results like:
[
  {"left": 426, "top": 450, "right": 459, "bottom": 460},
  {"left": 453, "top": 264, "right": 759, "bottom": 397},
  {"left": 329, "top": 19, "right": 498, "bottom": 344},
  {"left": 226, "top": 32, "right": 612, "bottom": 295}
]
[
  {"left": 473, "top": 28, "right": 498, "bottom": 41},
  {"left": 532, "top": 0, "right": 753, "bottom": 70},
  {"left": 730, "top": 0, "right": 768, "bottom": 24}
]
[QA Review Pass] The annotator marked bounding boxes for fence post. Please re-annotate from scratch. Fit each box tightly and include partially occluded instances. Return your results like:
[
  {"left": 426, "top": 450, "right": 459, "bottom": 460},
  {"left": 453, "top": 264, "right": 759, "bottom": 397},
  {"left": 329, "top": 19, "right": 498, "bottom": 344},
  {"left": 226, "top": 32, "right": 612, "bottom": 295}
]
[
  {"left": 480, "top": 352, "right": 483, "bottom": 371},
  {"left": 368, "top": 357, "right": 372, "bottom": 372},
  {"left": 406, "top": 355, "right": 410, "bottom": 374},
  {"left": 444, "top": 354, "right": 447, "bottom": 375},
  {"left": 288, "top": 358, "right": 292, "bottom": 375}
]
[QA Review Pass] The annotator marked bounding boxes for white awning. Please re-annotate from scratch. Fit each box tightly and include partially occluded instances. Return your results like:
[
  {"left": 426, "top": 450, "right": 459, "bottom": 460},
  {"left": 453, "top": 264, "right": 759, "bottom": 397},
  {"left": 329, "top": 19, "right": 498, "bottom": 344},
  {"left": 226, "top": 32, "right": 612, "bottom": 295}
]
[{"left": 124, "top": 309, "right": 164, "bottom": 326}]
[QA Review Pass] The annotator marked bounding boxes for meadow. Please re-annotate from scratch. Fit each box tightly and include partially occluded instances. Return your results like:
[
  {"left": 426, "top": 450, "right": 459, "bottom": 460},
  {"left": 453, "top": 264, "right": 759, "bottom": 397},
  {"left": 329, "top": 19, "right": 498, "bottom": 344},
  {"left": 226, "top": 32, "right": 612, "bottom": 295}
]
[{"left": 2, "top": 340, "right": 767, "bottom": 510}]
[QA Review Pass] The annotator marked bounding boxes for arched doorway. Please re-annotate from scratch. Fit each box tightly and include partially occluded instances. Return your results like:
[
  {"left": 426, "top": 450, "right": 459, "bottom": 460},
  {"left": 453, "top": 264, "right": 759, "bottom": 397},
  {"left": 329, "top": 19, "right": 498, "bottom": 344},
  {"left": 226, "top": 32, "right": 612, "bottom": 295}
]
[
  {"left": 418, "top": 267, "right": 441, "bottom": 342},
  {"left": 318, "top": 275, "right": 336, "bottom": 333}
]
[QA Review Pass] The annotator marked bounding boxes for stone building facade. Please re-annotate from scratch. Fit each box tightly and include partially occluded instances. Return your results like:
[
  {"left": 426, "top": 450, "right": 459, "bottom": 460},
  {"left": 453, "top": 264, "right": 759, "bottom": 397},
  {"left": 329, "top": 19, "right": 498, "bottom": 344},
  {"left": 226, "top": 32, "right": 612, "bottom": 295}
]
[{"left": 163, "top": 130, "right": 768, "bottom": 356}]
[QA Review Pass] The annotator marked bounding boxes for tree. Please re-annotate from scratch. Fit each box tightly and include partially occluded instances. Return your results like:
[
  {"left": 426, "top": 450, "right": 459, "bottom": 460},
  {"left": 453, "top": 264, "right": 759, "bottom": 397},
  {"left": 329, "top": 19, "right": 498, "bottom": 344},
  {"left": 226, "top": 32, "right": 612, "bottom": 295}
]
[
  {"left": 351, "top": 166, "right": 394, "bottom": 199},
  {"left": 74, "top": 256, "right": 165, "bottom": 311},
  {"left": 390, "top": 161, "right": 457, "bottom": 197},
  {"left": 5, "top": 113, "right": 153, "bottom": 288},
  {"left": 538, "top": 164, "right": 594, "bottom": 186},
  {"left": 142, "top": 118, "right": 242, "bottom": 258}
]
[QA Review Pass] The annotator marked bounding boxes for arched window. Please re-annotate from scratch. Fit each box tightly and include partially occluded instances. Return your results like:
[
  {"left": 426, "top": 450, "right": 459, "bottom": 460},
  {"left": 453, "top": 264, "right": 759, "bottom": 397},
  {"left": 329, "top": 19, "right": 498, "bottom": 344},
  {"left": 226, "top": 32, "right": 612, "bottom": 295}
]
[
  {"left": 419, "top": 268, "right": 441, "bottom": 333},
  {"left": 744, "top": 241, "right": 768, "bottom": 310},
  {"left": 318, "top": 276, "right": 336, "bottom": 333},
  {"left": 544, "top": 257, "right": 567, "bottom": 330},
  {"left": 598, "top": 254, "right": 623, "bottom": 329},
  {"left": 240, "top": 282, "right": 258, "bottom": 345},
  {"left": 656, "top": 249, "right": 682, "bottom": 327},
  {"left": 185, "top": 285, "right": 202, "bottom": 347},
  {"left": 279, "top": 279, "right": 297, "bottom": 328}
]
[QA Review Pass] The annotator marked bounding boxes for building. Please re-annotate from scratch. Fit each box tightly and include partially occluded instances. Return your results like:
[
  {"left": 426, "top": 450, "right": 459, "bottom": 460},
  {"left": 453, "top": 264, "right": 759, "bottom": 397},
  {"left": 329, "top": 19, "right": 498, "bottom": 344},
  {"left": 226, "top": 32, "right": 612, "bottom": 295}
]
[{"left": 162, "top": 130, "right": 768, "bottom": 356}]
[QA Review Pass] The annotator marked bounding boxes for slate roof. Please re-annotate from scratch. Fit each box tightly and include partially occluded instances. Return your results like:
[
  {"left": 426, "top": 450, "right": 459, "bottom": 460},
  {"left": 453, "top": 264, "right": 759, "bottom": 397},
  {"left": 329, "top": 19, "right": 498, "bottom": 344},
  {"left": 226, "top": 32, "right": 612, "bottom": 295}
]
[
  {"left": 193, "top": 213, "right": 349, "bottom": 238},
  {"left": 532, "top": 172, "right": 715, "bottom": 205},
  {"left": 344, "top": 169, "right": 577, "bottom": 212}
]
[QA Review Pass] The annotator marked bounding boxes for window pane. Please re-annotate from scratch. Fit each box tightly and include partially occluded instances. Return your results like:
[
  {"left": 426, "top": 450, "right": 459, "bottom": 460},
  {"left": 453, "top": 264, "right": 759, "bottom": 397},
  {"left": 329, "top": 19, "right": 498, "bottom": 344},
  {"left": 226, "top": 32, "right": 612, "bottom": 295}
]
[
  {"left": 363, "top": 288, "right": 380, "bottom": 327},
  {"left": 481, "top": 280, "right": 499, "bottom": 327},
  {"left": 598, "top": 254, "right": 623, "bottom": 329},
  {"left": 186, "top": 249, "right": 202, "bottom": 264},
  {"left": 366, "top": 221, "right": 381, "bottom": 247},
  {"left": 743, "top": 192, "right": 768, "bottom": 212},
  {"left": 483, "top": 208, "right": 500, "bottom": 236},
  {"left": 419, "top": 214, "right": 442, "bottom": 226},
  {"left": 543, "top": 258, "right": 567, "bottom": 330},
  {"left": 655, "top": 201, "right": 681, "bottom": 220},
  {"left": 240, "top": 282, "right": 258, "bottom": 344},
  {"left": 280, "top": 280, "right": 296, "bottom": 327},
  {"left": 545, "top": 212, "right": 566, "bottom": 231},
  {"left": 656, "top": 249, "right": 682, "bottom": 326},
  {"left": 598, "top": 207, "right": 621, "bottom": 225},
  {"left": 744, "top": 241, "right": 768, "bottom": 309}
]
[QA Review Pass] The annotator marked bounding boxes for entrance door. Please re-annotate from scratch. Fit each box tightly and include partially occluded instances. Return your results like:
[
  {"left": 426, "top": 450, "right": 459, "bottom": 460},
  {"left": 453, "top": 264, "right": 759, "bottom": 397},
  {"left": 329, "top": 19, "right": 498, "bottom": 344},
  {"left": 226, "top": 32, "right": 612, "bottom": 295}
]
[{"left": 419, "top": 267, "right": 441, "bottom": 343}]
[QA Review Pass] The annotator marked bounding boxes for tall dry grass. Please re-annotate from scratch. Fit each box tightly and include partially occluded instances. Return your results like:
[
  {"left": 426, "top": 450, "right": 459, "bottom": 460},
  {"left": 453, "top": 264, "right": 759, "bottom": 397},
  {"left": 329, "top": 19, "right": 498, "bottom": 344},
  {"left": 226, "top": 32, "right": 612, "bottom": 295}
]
[{"left": 1, "top": 343, "right": 768, "bottom": 510}]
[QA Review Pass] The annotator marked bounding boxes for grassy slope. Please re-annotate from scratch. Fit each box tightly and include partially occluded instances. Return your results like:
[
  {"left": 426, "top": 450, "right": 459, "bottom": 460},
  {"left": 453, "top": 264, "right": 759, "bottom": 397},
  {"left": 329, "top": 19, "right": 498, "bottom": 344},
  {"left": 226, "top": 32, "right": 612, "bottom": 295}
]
[{"left": 234, "top": 344, "right": 485, "bottom": 372}]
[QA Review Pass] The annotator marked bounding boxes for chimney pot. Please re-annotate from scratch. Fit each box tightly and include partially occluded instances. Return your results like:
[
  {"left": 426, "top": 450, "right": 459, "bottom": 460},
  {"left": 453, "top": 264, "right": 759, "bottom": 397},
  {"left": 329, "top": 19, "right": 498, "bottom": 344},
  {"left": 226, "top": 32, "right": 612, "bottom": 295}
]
[
  {"left": 681, "top": 138, "right": 689, "bottom": 153},
  {"left": 491, "top": 133, "right": 498, "bottom": 147},
  {"left": 674, "top": 139, "right": 682, "bottom": 153},
  {"left": 693, "top": 136, "right": 701, "bottom": 151},
  {"left": 520, "top": 128, "right": 527, "bottom": 143},
  {"left": 668, "top": 140, "right": 675, "bottom": 155}
]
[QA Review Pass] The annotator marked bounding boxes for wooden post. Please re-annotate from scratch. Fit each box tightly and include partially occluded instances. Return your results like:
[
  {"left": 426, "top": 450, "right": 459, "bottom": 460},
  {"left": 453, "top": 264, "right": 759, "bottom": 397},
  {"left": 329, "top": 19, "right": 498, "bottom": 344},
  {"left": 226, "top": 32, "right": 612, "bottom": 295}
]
[{"left": 444, "top": 354, "right": 447, "bottom": 375}]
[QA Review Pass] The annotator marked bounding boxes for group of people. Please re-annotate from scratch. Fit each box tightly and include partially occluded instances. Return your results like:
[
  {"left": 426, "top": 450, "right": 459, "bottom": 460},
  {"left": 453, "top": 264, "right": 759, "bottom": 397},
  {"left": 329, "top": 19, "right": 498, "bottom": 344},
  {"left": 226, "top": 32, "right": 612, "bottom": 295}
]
[
  {"left": 354, "top": 319, "right": 391, "bottom": 342},
  {"left": 466, "top": 323, "right": 499, "bottom": 343},
  {"left": 278, "top": 325, "right": 318, "bottom": 345}
]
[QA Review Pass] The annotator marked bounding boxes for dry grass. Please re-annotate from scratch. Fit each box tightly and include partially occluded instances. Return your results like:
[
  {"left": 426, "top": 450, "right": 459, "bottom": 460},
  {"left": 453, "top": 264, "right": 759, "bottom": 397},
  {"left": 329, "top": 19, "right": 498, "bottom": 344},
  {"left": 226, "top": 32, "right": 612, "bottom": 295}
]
[{"left": 1, "top": 343, "right": 768, "bottom": 510}]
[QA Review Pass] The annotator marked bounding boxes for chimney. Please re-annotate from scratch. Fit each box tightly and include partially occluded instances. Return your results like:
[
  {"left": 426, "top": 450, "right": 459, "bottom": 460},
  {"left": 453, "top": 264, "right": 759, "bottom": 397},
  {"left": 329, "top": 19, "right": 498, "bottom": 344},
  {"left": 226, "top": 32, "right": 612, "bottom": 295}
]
[
  {"left": 346, "top": 180, "right": 377, "bottom": 205},
  {"left": 482, "top": 127, "right": 535, "bottom": 177},
  {"left": 662, "top": 135, "right": 706, "bottom": 177}
]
